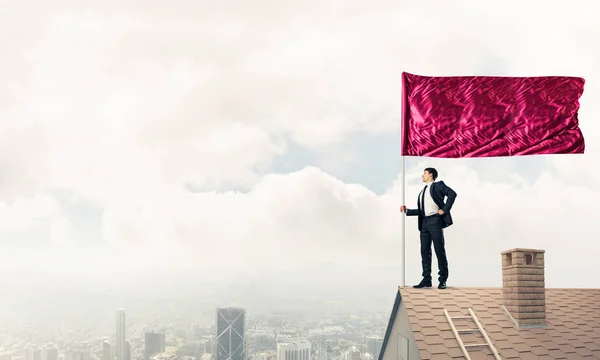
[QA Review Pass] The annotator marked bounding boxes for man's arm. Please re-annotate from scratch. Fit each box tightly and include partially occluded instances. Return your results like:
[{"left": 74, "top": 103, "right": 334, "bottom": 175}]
[
  {"left": 437, "top": 181, "right": 457, "bottom": 213},
  {"left": 406, "top": 208, "right": 419, "bottom": 216},
  {"left": 400, "top": 205, "right": 419, "bottom": 216}
]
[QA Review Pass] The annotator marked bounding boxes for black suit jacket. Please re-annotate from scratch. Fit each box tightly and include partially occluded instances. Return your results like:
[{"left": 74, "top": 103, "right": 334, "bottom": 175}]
[{"left": 406, "top": 181, "right": 457, "bottom": 232}]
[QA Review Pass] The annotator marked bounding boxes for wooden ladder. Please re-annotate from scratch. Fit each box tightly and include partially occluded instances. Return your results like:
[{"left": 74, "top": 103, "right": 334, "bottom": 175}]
[{"left": 443, "top": 308, "right": 502, "bottom": 360}]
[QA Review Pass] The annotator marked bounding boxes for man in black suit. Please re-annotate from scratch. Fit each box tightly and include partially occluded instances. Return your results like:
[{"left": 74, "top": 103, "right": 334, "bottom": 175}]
[{"left": 400, "top": 168, "right": 457, "bottom": 289}]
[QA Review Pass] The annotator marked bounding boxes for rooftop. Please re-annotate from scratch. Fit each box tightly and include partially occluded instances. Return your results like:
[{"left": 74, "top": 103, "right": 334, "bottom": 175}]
[{"left": 380, "top": 287, "right": 600, "bottom": 360}]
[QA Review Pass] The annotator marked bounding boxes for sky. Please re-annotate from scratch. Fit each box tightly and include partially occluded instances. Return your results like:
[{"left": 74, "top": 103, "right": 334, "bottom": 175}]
[{"left": 1, "top": 0, "right": 599, "bottom": 296}]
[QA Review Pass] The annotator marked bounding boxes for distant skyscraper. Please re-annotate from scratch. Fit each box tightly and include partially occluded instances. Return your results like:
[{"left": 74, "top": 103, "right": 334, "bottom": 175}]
[
  {"left": 144, "top": 332, "right": 166, "bottom": 360},
  {"left": 26, "top": 348, "right": 42, "bottom": 360},
  {"left": 315, "top": 342, "right": 327, "bottom": 360},
  {"left": 44, "top": 346, "right": 58, "bottom": 360},
  {"left": 116, "top": 309, "right": 126, "bottom": 360},
  {"left": 102, "top": 342, "right": 112, "bottom": 360},
  {"left": 126, "top": 341, "right": 134, "bottom": 360},
  {"left": 277, "top": 341, "right": 311, "bottom": 360},
  {"left": 215, "top": 308, "right": 246, "bottom": 360},
  {"left": 204, "top": 338, "right": 214, "bottom": 354},
  {"left": 365, "top": 337, "right": 382, "bottom": 360}
]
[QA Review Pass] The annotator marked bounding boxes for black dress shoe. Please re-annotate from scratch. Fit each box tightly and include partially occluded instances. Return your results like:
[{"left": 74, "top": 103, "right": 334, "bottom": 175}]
[
  {"left": 413, "top": 280, "right": 432, "bottom": 288},
  {"left": 438, "top": 282, "right": 447, "bottom": 289}
]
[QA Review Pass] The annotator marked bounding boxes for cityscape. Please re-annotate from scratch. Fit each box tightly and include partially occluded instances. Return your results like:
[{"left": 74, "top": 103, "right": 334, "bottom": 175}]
[{"left": 0, "top": 296, "right": 389, "bottom": 360}]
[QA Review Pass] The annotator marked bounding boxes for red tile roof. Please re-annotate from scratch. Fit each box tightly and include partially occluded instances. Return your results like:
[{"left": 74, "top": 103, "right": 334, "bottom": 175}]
[{"left": 381, "top": 287, "right": 600, "bottom": 359}]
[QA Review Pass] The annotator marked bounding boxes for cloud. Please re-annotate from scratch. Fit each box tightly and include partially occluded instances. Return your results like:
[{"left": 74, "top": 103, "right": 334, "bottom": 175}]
[
  {"left": 3, "top": 0, "right": 599, "bottom": 199},
  {"left": 1, "top": 0, "right": 600, "bottom": 293},
  {"left": 0, "top": 194, "right": 76, "bottom": 246},
  {"left": 100, "top": 167, "right": 400, "bottom": 266},
  {"left": 1, "top": 158, "right": 600, "bottom": 291},
  {"left": 1, "top": 0, "right": 409, "bottom": 202}
]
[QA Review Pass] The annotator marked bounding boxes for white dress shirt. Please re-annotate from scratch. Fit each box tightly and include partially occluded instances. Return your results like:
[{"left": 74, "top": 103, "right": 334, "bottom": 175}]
[{"left": 421, "top": 181, "right": 440, "bottom": 216}]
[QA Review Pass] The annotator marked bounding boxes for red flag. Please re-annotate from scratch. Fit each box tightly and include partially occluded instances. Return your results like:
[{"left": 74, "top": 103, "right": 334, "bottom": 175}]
[{"left": 401, "top": 72, "right": 586, "bottom": 158}]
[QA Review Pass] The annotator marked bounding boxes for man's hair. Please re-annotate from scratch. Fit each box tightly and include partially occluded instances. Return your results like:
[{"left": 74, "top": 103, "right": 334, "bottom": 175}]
[{"left": 424, "top": 167, "right": 438, "bottom": 180}]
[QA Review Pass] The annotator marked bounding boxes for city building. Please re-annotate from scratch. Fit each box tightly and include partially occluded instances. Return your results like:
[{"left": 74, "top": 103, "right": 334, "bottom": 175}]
[
  {"left": 185, "top": 326, "right": 196, "bottom": 344},
  {"left": 364, "top": 337, "right": 382, "bottom": 360},
  {"left": 102, "top": 342, "right": 111, "bottom": 360},
  {"left": 26, "top": 348, "right": 41, "bottom": 360},
  {"left": 126, "top": 341, "right": 134, "bottom": 360},
  {"left": 144, "top": 332, "right": 166, "bottom": 360},
  {"left": 202, "top": 338, "right": 213, "bottom": 355},
  {"left": 116, "top": 310, "right": 127, "bottom": 360},
  {"left": 314, "top": 342, "right": 328, "bottom": 360},
  {"left": 379, "top": 248, "right": 600, "bottom": 360},
  {"left": 43, "top": 346, "right": 58, "bottom": 360},
  {"left": 276, "top": 341, "right": 311, "bottom": 360},
  {"left": 215, "top": 308, "right": 246, "bottom": 360}
]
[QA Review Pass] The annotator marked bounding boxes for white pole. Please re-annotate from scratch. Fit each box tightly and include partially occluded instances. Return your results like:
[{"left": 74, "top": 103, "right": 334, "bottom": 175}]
[{"left": 400, "top": 155, "right": 406, "bottom": 287}]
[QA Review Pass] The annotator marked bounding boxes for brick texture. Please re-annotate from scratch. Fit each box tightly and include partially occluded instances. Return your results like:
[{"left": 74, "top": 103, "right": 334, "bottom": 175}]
[{"left": 501, "top": 248, "right": 546, "bottom": 327}]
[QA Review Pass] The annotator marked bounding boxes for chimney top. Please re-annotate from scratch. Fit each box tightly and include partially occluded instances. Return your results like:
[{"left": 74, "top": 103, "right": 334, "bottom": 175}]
[
  {"left": 501, "top": 248, "right": 546, "bottom": 328},
  {"left": 501, "top": 248, "right": 545, "bottom": 255},
  {"left": 502, "top": 248, "right": 544, "bottom": 268}
]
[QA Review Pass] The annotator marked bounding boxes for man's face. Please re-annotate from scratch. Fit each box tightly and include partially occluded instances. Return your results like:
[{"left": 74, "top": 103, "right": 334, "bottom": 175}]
[{"left": 422, "top": 171, "right": 432, "bottom": 183}]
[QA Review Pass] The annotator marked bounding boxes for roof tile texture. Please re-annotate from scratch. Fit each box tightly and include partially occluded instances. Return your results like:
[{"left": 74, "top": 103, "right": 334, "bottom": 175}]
[{"left": 400, "top": 287, "right": 600, "bottom": 359}]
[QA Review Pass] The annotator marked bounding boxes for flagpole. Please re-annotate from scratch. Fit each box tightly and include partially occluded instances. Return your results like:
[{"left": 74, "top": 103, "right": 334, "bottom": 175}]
[
  {"left": 400, "top": 155, "right": 406, "bottom": 287},
  {"left": 400, "top": 71, "right": 408, "bottom": 288}
]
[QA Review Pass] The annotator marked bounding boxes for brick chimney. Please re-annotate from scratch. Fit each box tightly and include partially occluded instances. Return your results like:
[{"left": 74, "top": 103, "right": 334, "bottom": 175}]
[{"left": 501, "top": 248, "right": 546, "bottom": 328}]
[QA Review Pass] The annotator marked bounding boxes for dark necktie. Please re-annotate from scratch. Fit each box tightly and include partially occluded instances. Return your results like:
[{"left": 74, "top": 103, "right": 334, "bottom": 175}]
[{"left": 421, "top": 185, "right": 427, "bottom": 216}]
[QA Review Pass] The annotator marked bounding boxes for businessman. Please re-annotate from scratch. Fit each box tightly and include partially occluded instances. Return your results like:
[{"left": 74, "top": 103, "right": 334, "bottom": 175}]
[{"left": 400, "top": 168, "right": 457, "bottom": 289}]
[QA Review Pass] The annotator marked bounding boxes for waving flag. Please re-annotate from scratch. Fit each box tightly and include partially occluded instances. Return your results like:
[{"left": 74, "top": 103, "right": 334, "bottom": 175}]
[{"left": 400, "top": 72, "right": 586, "bottom": 158}]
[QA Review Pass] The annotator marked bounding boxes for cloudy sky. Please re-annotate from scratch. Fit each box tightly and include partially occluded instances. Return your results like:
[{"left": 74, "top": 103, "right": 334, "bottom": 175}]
[{"left": 0, "top": 0, "right": 599, "bottom": 296}]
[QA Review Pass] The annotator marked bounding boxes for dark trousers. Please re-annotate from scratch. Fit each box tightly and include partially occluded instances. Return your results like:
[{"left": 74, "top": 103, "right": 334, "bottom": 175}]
[{"left": 420, "top": 214, "right": 449, "bottom": 282}]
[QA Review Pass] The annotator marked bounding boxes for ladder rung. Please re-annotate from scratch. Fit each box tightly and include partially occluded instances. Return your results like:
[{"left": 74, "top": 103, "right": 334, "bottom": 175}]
[{"left": 445, "top": 308, "right": 502, "bottom": 360}]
